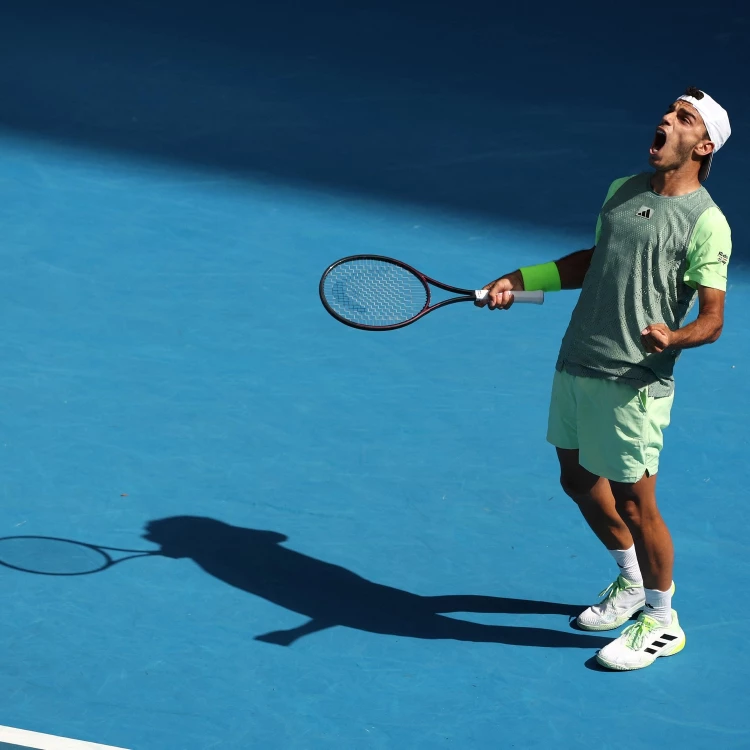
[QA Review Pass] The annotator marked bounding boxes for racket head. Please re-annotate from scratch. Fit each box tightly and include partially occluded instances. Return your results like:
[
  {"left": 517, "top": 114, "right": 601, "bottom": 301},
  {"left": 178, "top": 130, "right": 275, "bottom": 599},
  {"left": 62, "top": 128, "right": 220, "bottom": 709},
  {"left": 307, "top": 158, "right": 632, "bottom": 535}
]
[
  {"left": 0, "top": 536, "right": 152, "bottom": 576},
  {"left": 319, "top": 255, "right": 431, "bottom": 330}
]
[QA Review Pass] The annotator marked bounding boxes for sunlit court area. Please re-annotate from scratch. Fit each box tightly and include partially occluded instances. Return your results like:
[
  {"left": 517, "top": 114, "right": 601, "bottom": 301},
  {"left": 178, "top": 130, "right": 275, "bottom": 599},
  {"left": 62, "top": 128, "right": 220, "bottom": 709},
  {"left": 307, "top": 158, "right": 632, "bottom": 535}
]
[{"left": 0, "top": 1, "right": 748, "bottom": 748}]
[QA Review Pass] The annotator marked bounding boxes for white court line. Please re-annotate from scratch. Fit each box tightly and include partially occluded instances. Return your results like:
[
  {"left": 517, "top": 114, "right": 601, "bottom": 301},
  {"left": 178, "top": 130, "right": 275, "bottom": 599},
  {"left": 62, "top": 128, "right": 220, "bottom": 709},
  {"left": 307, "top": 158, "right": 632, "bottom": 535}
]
[{"left": 0, "top": 725, "right": 128, "bottom": 750}]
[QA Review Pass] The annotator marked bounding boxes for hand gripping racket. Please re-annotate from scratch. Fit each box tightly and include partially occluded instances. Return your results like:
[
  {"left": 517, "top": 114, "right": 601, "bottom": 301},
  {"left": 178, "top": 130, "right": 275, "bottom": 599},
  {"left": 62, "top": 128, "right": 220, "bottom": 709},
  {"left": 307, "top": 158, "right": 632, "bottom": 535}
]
[{"left": 319, "top": 255, "right": 543, "bottom": 331}]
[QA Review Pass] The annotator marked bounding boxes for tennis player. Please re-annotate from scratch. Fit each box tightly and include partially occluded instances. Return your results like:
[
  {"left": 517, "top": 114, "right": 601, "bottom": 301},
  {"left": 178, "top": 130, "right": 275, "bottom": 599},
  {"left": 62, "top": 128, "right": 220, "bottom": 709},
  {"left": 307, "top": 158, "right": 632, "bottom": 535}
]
[{"left": 477, "top": 88, "right": 732, "bottom": 670}]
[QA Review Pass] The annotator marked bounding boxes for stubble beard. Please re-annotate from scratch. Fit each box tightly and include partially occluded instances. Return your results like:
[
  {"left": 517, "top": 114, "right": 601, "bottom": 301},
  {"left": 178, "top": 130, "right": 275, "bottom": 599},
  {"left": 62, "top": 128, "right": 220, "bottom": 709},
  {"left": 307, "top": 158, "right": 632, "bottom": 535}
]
[{"left": 655, "top": 137, "right": 703, "bottom": 174}]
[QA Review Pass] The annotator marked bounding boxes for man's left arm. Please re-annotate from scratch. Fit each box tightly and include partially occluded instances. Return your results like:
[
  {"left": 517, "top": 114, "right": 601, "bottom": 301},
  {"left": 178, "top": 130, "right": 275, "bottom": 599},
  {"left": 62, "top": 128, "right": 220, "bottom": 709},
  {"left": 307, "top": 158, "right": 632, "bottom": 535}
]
[
  {"left": 641, "top": 206, "right": 730, "bottom": 354},
  {"left": 641, "top": 285, "right": 725, "bottom": 353}
]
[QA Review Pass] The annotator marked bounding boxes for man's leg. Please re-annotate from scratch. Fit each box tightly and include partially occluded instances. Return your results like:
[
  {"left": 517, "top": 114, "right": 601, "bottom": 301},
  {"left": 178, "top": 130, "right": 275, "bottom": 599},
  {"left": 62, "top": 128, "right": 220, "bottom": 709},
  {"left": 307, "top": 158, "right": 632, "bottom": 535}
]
[
  {"left": 610, "top": 472, "right": 673, "bottom": 595},
  {"left": 596, "top": 471, "right": 685, "bottom": 670},
  {"left": 547, "top": 371, "right": 647, "bottom": 629},
  {"left": 557, "top": 448, "right": 647, "bottom": 631},
  {"left": 556, "top": 448, "right": 633, "bottom": 550}
]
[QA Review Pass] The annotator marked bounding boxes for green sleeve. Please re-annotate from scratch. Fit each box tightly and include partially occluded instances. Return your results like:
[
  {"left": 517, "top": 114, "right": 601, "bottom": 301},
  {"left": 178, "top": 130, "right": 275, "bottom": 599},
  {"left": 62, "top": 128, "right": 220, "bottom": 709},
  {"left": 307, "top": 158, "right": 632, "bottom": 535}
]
[
  {"left": 684, "top": 207, "right": 731, "bottom": 291},
  {"left": 594, "top": 176, "right": 636, "bottom": 245}
]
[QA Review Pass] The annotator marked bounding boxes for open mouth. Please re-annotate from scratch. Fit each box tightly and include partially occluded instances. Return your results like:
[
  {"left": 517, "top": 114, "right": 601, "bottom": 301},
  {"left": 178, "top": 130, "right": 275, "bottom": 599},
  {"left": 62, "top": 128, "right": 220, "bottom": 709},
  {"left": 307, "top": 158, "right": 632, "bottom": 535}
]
[{"left": 650, "top": 127, "right": 667, "bottom": 155}]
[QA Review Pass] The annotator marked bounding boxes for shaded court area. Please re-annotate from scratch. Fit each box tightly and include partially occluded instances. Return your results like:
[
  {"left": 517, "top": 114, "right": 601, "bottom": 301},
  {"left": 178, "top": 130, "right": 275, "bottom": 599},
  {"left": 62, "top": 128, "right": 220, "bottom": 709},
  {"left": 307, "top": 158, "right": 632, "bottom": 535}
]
[{"left": 0, "top": 0, "right": 748, "bottom": 748}]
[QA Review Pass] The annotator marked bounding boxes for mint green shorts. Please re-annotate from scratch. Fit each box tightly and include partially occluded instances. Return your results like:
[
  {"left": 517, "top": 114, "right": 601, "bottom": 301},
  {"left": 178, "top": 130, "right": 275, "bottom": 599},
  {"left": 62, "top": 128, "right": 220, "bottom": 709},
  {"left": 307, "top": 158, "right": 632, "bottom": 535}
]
[{"left": 546, "top": 370, "right": 673, "bottom": 484}]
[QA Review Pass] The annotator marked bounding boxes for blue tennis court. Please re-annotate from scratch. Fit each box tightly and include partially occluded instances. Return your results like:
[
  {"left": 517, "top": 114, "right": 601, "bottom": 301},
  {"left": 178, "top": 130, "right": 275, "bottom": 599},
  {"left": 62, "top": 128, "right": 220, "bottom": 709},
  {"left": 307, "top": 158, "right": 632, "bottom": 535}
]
[{"left": 0, "top": 1, "right": 748, "bottom": 748}]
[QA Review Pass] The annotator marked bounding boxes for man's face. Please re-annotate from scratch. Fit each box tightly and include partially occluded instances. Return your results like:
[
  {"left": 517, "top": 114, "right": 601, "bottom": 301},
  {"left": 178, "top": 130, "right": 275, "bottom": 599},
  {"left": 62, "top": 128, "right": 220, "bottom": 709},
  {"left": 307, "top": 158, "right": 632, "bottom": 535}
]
[{"left": 649, "top": 100, "right": 713, "bottom": 173}]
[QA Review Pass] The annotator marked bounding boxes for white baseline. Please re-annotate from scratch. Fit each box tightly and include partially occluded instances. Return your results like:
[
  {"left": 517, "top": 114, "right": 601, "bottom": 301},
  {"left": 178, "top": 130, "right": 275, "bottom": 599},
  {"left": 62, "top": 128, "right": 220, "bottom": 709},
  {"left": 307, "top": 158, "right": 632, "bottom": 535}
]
[{"left": 0, "top": 725, "right": 128, "bottom": 750}]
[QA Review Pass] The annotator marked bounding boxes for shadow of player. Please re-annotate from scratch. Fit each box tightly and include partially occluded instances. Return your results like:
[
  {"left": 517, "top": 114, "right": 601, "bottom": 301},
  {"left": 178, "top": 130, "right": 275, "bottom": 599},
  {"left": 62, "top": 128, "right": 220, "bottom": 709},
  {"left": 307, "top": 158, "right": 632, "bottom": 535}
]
[{"left": 144, "top": 516, "right": 609, "bottom": 649}]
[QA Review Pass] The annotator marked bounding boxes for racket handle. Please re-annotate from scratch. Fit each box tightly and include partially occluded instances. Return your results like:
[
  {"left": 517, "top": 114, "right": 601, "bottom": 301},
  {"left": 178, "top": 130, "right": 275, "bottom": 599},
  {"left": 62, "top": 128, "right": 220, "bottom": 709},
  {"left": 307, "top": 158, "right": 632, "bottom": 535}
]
[{"left": 474, "top": 289, "right": 544, "bottom": 305}]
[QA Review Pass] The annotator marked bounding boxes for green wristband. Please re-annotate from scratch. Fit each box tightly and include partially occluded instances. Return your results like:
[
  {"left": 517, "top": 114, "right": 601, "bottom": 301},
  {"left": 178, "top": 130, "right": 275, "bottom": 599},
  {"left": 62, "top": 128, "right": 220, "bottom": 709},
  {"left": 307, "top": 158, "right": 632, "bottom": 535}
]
[{"left": 519, "top": 262, "right": 561, "bottom": 292}]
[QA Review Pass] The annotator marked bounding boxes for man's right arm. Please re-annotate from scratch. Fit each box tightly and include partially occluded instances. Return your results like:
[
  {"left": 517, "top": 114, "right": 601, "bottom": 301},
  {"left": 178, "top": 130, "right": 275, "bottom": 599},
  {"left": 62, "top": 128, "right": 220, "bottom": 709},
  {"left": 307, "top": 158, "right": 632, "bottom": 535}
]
[
  {"left": 557, "top": 247, "right": 595, "bottom": 289},
  {"left": 478, "top": 247, "right": 595, "bottom": 309},
  {"left": 478, "top": 176, "right": 633, "bottom": 309}
]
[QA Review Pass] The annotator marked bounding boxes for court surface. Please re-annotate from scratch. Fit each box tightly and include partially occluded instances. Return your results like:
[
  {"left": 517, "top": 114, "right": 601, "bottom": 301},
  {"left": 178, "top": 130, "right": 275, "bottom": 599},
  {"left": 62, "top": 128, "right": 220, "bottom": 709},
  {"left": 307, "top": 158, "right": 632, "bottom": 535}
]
[{"left": 0, "top": 1, "right": 749, "bottom": 748}]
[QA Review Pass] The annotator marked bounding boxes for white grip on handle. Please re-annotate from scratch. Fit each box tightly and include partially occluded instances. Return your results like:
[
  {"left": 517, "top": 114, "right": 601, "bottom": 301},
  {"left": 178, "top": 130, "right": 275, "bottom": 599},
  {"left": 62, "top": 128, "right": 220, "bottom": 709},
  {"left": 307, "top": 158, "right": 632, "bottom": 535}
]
[{"left": 474, "top": 289, "right": 544, "bottom": 305}]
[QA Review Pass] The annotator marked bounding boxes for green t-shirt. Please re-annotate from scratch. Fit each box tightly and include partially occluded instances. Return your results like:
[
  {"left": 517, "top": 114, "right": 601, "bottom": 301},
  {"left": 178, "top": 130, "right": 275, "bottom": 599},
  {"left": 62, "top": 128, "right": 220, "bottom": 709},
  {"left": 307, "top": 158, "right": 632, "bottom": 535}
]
[
  {"left": 557, "top": 172, "right": 730, "bottom": 396},
  {"left": 595, "top": 175, "right": 731, "bottom": 291}
]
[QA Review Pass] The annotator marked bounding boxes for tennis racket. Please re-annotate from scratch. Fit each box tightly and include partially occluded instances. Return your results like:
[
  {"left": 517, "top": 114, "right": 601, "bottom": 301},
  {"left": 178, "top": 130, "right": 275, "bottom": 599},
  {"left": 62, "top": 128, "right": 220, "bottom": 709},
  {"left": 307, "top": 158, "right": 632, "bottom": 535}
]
[
  {"left": 0, "top": 535, "right": 160, "bottom": 576},
  {"left": 319, "top": 255, "right": 543, "bottom": 331}
]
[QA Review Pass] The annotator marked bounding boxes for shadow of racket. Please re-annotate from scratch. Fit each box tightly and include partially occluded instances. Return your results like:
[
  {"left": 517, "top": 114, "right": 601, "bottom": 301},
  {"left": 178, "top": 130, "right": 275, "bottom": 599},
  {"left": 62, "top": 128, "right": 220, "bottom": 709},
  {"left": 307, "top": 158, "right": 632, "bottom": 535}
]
[{"left": 0, "top": 535, "right": 162, "bottom": 576}]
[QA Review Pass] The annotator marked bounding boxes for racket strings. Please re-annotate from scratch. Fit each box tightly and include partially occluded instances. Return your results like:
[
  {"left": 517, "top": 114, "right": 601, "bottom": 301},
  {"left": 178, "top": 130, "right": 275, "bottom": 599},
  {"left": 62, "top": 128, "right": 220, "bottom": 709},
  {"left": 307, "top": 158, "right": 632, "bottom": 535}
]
[{"left": 323, "top": 259, "right": 428, "bottom": 327}]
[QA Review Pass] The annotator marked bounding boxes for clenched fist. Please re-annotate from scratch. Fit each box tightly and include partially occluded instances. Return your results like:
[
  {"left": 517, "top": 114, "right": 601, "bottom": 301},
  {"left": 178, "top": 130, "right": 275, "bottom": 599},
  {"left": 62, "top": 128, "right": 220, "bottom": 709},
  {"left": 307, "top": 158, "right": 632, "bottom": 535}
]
[{"left": 641, "top": 323, "right": 673, "bottom": 354}]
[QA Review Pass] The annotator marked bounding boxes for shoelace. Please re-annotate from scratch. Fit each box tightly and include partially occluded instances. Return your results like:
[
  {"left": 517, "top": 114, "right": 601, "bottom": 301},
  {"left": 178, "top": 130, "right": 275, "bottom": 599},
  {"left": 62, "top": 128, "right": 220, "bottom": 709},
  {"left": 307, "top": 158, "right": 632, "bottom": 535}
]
[
  {"left": 621, "top": 615, "right": 660, "bottom": 650},
  {"left": 597, "top": 576, "right": 629, "bottom": 604}
]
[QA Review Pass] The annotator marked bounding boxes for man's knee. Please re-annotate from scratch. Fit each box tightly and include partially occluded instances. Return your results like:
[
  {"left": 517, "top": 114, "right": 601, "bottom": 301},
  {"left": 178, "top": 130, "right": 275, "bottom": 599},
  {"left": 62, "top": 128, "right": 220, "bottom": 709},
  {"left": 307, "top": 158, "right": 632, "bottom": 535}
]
[
  {"left": 611, "top": 475, "right": 655, "bottom": 525},
  {"left": 614, "top": 495, "right": 640, "bottom": 524},
  {"left": 556, "top": 448, "right": 600, "bottom": 502},
  {"left": 560, "top": 473, "right": 596, "bottom": 502}
]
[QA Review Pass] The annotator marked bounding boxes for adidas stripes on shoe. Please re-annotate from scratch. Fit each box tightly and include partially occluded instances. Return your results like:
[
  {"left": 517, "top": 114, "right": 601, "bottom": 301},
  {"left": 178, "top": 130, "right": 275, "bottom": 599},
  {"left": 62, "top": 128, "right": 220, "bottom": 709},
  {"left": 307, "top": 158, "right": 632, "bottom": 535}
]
[{"left": 595, "top": 609, "right": 686, "bottom": 671}]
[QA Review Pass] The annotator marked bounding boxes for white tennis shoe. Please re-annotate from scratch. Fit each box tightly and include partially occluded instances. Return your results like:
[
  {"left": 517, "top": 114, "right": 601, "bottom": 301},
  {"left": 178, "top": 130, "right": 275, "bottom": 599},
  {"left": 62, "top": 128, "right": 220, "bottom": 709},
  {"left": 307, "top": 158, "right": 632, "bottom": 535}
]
[
  {"left": 576, "top": 574, "right": 647, "bottom": 631},
  {"left": 596, "top": 609, "right": 686, "bottom": 670}
]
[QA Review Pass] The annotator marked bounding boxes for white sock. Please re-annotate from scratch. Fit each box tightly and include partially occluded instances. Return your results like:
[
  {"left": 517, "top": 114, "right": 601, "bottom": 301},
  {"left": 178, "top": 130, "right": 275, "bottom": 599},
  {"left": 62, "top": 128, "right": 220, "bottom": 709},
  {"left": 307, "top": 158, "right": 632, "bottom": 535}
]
[
  {"left": 644, "top": 587, "right": 673, "bottom": 625},
  {"left": 609, "top": 545, "right": 642, "bottom": 584}
]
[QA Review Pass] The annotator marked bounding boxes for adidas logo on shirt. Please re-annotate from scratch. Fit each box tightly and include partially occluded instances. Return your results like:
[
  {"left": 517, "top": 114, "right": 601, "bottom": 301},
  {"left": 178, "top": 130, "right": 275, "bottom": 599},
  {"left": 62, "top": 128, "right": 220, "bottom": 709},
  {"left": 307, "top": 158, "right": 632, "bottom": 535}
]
[{"left": 635, "top": 206, "right": 653, "bottom": 219}]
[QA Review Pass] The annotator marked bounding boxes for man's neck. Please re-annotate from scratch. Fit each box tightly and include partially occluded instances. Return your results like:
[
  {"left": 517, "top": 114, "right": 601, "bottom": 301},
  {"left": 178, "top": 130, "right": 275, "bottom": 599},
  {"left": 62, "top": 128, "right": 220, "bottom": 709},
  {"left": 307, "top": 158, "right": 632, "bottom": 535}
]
[{"left": 650, "top": 168, "right": 702, "bottom": 197}]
